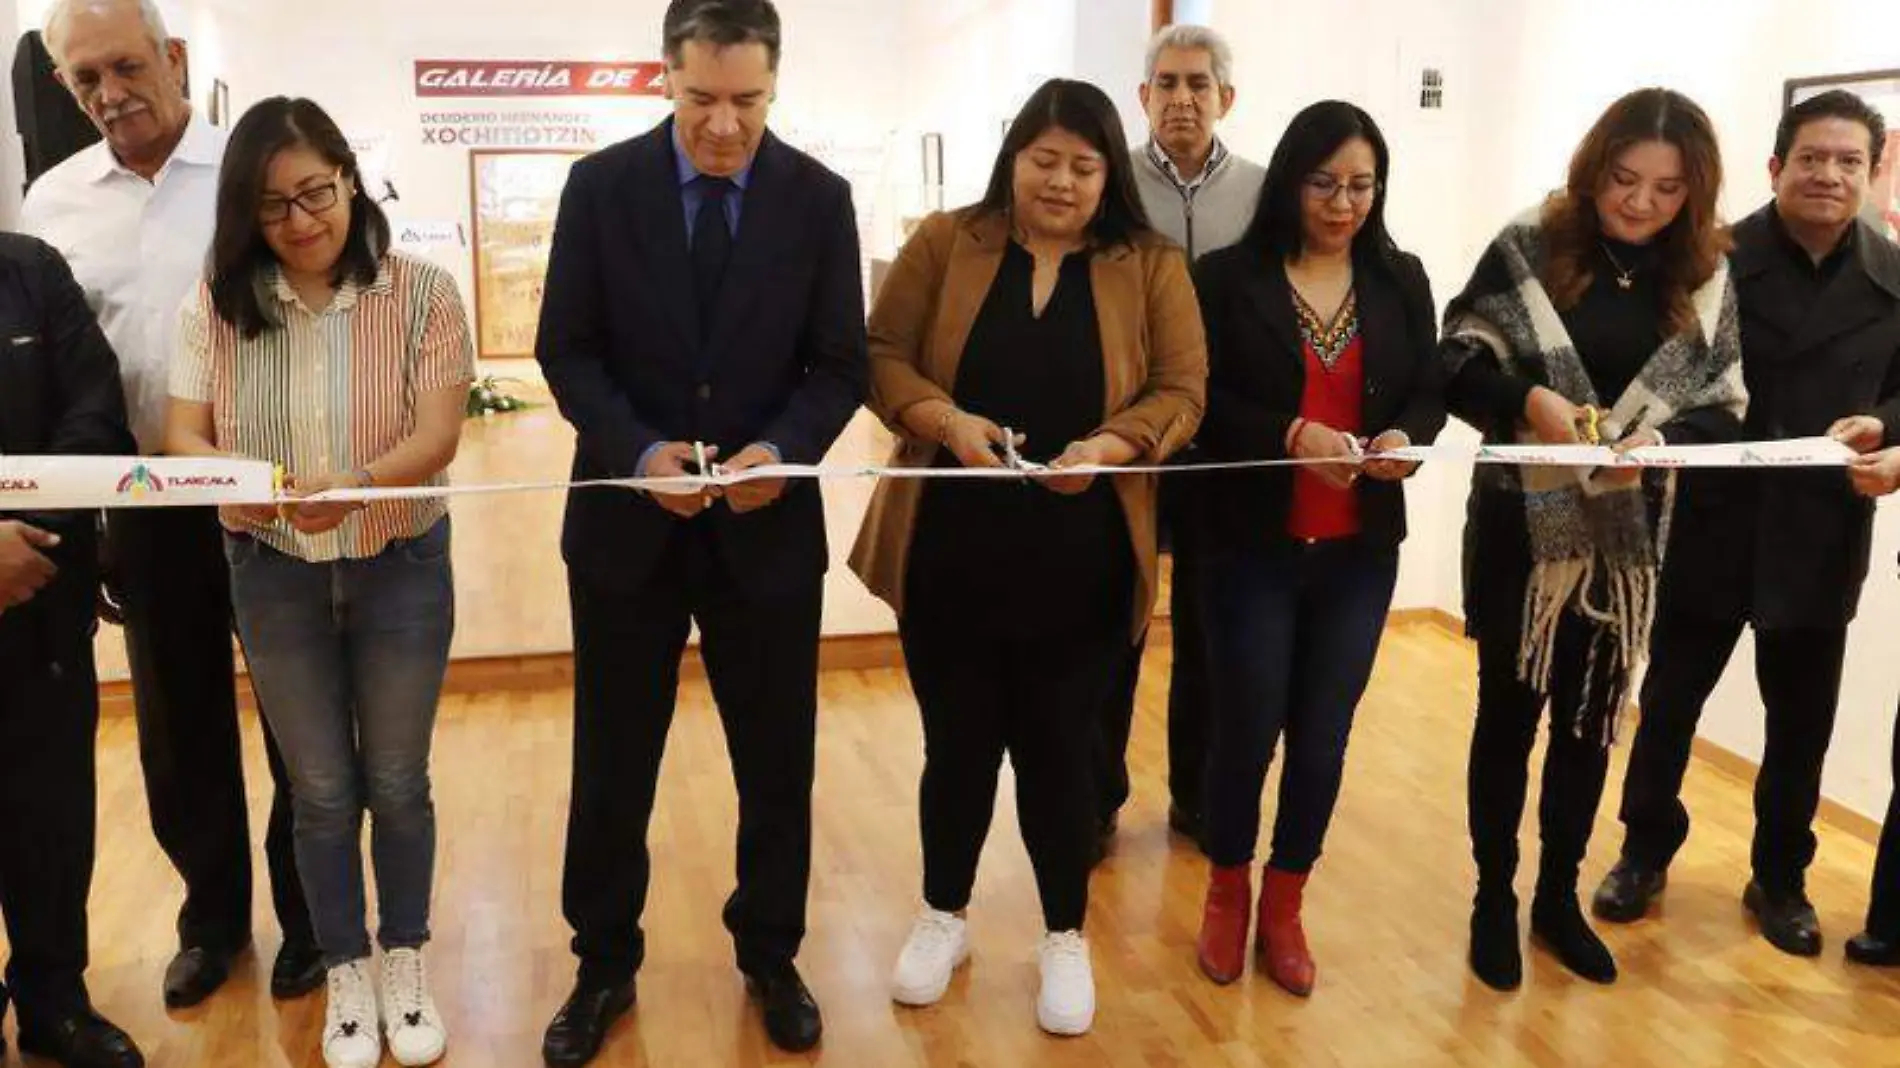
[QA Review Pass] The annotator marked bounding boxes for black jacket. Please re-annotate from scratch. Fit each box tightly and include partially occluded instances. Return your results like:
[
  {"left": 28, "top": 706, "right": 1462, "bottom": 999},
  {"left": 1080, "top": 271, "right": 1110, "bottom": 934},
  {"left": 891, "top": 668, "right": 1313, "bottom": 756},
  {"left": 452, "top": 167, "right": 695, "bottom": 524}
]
[
  {"left": 0, "top": 232, "right": 132, "bottom": 653},
  {"left": 1190, "top": 245, "right": 1445, "bottom": 551},
  {"left": 536, "top": 120, "right": 869, "bottom": 594},
  {"left": 1660, "top": 206, "right": 1900, "bottom": 629}
]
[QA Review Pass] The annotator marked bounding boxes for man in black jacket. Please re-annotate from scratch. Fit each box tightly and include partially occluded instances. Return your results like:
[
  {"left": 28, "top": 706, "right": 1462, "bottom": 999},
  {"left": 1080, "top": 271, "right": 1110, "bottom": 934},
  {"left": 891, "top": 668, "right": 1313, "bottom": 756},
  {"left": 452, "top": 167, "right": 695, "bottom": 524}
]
[
  {"left": 534, "top": 2, "right": 867, "bottom": 1064},
  {"left": 1595, "top": 90, "right": 1900, "bottom": 957},
  {"left": 0, "top": 233, "right": 143, "bottom": 1068}
]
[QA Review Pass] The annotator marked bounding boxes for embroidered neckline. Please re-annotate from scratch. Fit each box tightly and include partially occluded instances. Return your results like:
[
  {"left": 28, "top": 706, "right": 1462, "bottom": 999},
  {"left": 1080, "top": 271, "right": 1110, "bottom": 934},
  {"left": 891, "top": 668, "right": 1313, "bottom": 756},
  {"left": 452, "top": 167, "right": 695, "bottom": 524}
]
[{"left": 1292, "top": 287, "right": 1359, "bottom": 371}]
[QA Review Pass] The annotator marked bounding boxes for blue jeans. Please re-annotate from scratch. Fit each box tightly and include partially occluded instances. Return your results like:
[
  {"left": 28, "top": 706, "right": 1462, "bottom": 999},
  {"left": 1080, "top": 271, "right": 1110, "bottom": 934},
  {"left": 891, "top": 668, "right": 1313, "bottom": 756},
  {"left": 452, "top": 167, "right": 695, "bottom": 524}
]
[
  {"left": 1202, "top": 539, "right": 1398, "bottom": 871},
  {"left": 226, "top": 519, "right": 454, "bottom": 966}
]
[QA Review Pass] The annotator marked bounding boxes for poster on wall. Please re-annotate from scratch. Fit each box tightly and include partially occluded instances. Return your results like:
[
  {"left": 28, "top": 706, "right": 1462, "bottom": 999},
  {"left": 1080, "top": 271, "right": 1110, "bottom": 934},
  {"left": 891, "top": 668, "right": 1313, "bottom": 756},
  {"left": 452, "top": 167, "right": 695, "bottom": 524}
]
[
  {"left": 469, "top": 150, "right": 584, "bottom": 360},
  {"left": 1785, "top": 70, "right": 1900, "bottom": 240}
]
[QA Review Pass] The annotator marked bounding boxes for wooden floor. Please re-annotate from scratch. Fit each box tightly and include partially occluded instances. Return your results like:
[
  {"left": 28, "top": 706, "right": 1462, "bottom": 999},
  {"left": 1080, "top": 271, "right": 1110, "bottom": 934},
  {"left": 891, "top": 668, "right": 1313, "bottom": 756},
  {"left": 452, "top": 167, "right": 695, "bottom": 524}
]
[{"left": 21, "top": 621, "right": 1900, "bottom": 1067}]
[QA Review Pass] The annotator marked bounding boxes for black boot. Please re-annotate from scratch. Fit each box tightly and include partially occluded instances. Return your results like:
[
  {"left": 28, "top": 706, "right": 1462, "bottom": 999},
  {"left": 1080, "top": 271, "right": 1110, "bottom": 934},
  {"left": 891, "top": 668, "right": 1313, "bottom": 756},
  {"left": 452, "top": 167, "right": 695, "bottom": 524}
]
[
  {"left": 1743, "top": 881, "right": 1822, "bottom": 957},
  {"left": 1469, "top": 888, "right": 1522, "bottom": 992},
  {"left": 1531, "top": 887, "right": 1617, "bottom": 984}
]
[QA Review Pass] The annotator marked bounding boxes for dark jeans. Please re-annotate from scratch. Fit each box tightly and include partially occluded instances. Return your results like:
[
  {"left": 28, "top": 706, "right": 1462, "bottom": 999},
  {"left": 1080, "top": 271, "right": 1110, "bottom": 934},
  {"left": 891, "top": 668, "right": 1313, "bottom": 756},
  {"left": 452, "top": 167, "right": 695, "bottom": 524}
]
[
  {"left": 1617, "top": 612, "right": 1847, "bottom": 894},
  {"left": 562, "top": 527, "right": 821, "bottom": 985},
  {"left": 1201, "top": 539, "right": 1397, "bottom": 871},
  {"left": 1468, "top": 606, "right": 1622, "bottom": 898},
  {"left": 108, "top": 505, "right": 310, "bottom": 954},
  {"left": 0, "top": 583, "right": 100, "bottom": 1024},
  {"left": 902, "top": 607, "right": 1121, "bottom": 933},
  {"left": 1867, "top": 696, "right": 1900, "bottom": 938},
  {"left": 226, "top": 521, "right": 454, "bottom": 966}
]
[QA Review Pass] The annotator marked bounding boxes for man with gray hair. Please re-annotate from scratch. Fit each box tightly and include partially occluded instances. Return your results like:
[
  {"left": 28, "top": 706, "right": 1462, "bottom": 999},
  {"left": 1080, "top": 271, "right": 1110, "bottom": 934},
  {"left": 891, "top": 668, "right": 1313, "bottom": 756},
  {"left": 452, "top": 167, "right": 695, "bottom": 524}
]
[
  {"left": 21, "top": 0, "right": 318, "bottom": 1011},
  {"left": 1096, "top": 22, "right": 1265, "bottom": 857}
]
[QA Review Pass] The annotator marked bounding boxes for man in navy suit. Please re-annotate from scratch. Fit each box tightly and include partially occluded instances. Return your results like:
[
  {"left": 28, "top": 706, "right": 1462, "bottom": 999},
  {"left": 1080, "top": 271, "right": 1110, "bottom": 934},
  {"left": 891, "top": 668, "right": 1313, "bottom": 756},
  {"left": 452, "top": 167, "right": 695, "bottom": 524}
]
[{"left": 534, "top": 2, "right": 866, "bottom": 1063}]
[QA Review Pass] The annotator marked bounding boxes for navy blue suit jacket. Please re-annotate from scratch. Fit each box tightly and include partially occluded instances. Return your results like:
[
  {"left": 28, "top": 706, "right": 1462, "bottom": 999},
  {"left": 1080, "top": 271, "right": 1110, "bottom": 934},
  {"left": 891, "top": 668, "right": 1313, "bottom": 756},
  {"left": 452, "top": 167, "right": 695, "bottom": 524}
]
[{"left": 536, "top": 119, "right": 868, "bottom": 593}]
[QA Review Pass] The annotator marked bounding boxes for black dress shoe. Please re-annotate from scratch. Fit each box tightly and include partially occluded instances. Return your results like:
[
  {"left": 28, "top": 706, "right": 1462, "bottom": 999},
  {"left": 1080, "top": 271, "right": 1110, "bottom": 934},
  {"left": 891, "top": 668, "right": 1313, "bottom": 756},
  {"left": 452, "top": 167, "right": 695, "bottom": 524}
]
[
  {"left": 542, "top": 977, "right": 636, "bottom": 1067},
  {"left": 162, "top": 943, "right": 245, "bottom": 1009},
  {"left": 18, "top": 1007, "right": 145, "bottom": 1068},
  {"left": 270, "top": 939, "right": 326, "bottom": 999},
  {"left": 1744, "top": 881, "right": 1822, "bottom": 957},
  {"left": 744, "top": 964, "right": 823, "bottom": 1053},
  {"left": 1591, "top": 860, "right": 1667, "bottom": 924},
  {"left": 1847, "top": 931, "right": 1900, "bottom": 966}
]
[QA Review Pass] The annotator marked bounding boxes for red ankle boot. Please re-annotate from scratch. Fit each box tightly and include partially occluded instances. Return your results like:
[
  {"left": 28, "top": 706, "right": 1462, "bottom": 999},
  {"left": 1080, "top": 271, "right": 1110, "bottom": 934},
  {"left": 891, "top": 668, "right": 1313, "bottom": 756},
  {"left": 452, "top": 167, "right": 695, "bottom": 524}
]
[
  {"left": 1196, "top": 864, "right": 1252, "bottom": 984},
  {"left": 1259, "top": 867, "right": 1316, "bottom": 996}
]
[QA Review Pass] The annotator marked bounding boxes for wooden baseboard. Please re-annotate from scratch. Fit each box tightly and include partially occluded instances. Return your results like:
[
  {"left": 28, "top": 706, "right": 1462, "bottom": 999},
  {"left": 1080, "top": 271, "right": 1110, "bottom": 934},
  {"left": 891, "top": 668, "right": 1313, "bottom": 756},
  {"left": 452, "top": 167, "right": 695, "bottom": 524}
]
[
  {"left": 1690, "top": 736, "right": 1882, "bottom": 845},
  {"left": 1389, "top": 607, "right": 1464, "bottom": 635}
]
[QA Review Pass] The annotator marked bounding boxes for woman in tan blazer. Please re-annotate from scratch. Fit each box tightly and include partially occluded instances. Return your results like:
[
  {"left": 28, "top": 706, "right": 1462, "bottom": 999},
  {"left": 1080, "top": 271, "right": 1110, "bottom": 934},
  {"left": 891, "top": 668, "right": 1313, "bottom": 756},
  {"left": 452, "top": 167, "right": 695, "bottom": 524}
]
[{"left": 849, "top": 78, "right": 1205, "bottom": 1037}]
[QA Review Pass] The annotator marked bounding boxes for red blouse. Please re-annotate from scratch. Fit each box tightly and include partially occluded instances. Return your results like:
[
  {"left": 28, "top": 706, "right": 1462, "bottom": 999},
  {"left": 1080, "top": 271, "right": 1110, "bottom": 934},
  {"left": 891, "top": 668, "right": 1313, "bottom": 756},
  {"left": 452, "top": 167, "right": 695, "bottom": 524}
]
[{"left": 1287, "top": 291, "right": 1364, "bottom": 542}]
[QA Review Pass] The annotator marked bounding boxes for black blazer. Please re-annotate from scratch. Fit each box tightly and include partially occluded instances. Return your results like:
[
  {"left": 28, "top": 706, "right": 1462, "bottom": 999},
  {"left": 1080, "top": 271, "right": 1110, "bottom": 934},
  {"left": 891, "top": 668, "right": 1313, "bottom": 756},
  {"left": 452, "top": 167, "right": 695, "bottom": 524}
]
[
  {"left": 1660, "top": 206, "right": 1900, "bottom": 629},
  {"left": 536, "top": 120, "right": 869, "bottom": 593},
  {"left": 0, "top": 232, "right": 132, "bottom": 650},
  {"left": 1190, "top": 245, "right": 1445, "bottom": 551}
]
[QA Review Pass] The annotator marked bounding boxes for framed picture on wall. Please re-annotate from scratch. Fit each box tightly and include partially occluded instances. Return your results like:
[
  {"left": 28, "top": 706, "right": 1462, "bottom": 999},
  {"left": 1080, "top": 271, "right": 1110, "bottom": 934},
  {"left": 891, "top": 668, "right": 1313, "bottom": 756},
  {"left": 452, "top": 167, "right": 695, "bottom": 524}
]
[
  {"left": 468, "top": 150, "right": 585, "bottom": 360},
  {"left": 1784, "top": 69, "right": 1900, "bottom": 240}
]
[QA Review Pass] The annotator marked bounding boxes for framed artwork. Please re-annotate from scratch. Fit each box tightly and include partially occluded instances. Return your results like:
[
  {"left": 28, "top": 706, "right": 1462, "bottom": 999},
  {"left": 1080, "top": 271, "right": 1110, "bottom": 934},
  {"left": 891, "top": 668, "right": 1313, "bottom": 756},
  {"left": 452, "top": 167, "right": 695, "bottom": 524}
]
[
  {"left": 1784, "top": 69, "right": 1900, "bottom": 240},
  {"left": 467, "top": 150, "right": 584, "bottom": 359}
]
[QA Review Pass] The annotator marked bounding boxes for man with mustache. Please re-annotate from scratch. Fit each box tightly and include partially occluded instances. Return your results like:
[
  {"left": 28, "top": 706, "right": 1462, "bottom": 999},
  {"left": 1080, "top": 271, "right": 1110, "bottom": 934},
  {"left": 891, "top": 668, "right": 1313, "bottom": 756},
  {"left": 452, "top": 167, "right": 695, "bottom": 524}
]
[
  {"left": 1594, "top": 90, "right": 1900, "bottom": 959},
  {"left": 1096, "top": 23, "right": 1264, "bottom": 856},
  {"left": 21, "top": 0, "right": 319, "bottom": 1009}
]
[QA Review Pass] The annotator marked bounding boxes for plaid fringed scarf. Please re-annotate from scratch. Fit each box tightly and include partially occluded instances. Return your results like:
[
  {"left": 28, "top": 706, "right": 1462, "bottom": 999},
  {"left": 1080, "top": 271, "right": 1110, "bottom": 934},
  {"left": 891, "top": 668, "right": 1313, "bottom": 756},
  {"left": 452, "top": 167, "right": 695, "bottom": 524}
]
[{"left": 1444, "top": 211, "right": 1746, "bottom": 744}]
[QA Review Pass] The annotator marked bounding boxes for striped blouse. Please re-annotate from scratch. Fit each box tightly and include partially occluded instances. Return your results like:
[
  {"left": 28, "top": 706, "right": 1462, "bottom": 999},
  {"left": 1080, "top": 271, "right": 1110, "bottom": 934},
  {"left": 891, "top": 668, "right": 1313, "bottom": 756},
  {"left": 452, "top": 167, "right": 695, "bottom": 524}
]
[{"left": 171, "top": 252, "right": 476, "bottom": 562}]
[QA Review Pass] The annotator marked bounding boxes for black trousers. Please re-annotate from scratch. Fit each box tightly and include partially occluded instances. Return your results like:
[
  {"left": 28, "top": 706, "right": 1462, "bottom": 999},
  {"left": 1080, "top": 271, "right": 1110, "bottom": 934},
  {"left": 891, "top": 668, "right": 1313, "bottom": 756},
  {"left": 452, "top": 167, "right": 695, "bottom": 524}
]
[
  {"left": 108, "top": 506, "right": 309, "bottom": 952},
  {"left": 0, "top": 588, "right": 100, "bottom": 1024},
  {"left": 562, "top": 526, "right": 821, "bottom": 985},
  {"left": 1867, "top": 698, "right": 1900, "bottom": 939},
  {"left": 903, "top": 608, "right": 1119, "bottom": 933},
  {"left": 1617, "top": 612, "right": 1847, "bottom": 894},
  {"left": 1468, "top": 607, "right": 1620, "bottom": 898},
  {"left": 1095, "top": 520, "right": 1209, "bottom": 825}
]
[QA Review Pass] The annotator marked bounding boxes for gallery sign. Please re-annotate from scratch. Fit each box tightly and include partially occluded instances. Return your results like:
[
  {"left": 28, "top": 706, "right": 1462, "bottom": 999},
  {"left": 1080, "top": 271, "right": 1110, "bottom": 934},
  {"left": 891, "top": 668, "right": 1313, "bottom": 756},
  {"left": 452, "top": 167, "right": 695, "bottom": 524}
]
[{"left": 414, "top": 60, "right": 667, "bottom": 98}]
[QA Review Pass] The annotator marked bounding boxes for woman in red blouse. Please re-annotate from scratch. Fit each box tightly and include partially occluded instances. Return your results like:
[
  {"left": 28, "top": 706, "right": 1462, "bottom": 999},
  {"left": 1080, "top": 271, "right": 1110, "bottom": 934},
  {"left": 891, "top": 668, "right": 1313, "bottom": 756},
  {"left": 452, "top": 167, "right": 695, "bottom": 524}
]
[{"left": 1188, "top": 101, "right": 1444, "bottom": 994}]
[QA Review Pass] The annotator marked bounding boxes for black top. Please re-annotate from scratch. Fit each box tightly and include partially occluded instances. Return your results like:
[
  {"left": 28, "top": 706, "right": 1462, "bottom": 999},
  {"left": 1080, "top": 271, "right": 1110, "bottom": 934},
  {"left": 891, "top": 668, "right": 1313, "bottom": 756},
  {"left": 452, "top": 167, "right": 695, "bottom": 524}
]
[
  {"left": 536, "top": 118, "right": 869, "bottom": 597},
  {"left": 1659, "top": 204, "right": 1900, "bottom": 629},
  {"left": 1565, "top": 237, "right": 1666, "bottom": 405},
  {"left": 907, "top": 241, "right": 1132, "bottom": 636},
  {"left": 1444, "top": 238, "right": 1734, "bottom": 447},
  {"left": 1190, "top": 247, "right": 1445, "bottom": 552},
  {"left": 0, "top": 233, "right": 132, "bottom": 648}
]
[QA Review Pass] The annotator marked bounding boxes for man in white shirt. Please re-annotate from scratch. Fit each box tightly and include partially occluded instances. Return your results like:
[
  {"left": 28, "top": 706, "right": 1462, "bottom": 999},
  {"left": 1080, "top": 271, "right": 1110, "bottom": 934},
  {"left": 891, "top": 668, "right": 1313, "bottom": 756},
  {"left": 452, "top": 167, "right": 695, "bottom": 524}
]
[
  {"left": 1096, "top": 23, "right": 1266, "bottom": 859},
  {"left": 21, "top": 0, "right": 318, "bottom": 1010}
]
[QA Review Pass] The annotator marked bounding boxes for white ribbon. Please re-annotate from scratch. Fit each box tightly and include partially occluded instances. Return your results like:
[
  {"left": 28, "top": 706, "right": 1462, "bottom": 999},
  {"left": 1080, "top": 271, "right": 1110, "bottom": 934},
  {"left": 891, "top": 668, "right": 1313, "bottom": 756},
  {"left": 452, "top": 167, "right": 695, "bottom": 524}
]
[{"left": 0, "top": 437, "right": 1859, "bottom": 511}]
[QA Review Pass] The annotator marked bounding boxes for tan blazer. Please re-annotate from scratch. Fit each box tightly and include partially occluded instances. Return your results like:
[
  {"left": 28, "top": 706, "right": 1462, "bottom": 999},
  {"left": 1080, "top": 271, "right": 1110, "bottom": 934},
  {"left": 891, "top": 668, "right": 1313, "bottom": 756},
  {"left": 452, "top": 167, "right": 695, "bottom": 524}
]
[{"left": 848, "top": 209, "right": 1208, "bottom": 639}]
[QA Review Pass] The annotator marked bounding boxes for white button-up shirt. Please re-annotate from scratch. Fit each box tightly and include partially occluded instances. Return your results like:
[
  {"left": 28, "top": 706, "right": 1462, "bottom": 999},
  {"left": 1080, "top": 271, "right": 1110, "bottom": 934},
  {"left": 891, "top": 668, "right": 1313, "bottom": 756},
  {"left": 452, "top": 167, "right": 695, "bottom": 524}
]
[{"left": 20, "top": 110, "right": 227, "bottom": 454}]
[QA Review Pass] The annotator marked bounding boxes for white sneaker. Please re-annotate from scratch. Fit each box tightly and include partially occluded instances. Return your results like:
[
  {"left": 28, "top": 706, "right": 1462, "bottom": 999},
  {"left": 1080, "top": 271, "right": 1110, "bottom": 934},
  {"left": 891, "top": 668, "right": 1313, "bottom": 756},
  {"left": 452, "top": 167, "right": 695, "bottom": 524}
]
[
  {"left": 323, "top": 960, "right": 383, "bottom": 1068},
  {"left": 891, "top": 907, "right": 971, "bottom": 1006},
  {"left": 1036, "top": 931, "right": 1095, "bottom": 1036},
  {"left": 380, "top": 947, "right": 449, "bottom": 1066}
]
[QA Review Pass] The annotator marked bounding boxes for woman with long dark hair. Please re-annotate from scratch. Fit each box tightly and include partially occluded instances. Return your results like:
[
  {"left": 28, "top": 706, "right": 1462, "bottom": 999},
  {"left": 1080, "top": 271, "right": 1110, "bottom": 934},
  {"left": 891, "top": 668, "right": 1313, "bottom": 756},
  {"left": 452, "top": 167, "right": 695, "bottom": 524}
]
[
  {"left": 1189, "top": 101, "right": 1443, "bottom": 995},
  {"left": 850, "top": 78, "right": 1205, "bottom": 1035},
  {"left": 1443, "top": 87, "right": 1744, "bottom": 991},
  {"left": 167, "top": 97, "right": 473, "bottom": 1068}
]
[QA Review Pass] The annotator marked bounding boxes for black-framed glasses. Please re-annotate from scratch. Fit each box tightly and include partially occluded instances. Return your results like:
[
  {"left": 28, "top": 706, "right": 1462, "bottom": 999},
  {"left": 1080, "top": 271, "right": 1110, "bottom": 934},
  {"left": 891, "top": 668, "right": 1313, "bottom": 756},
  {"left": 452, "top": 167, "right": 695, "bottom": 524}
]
[
  {"left": 1304, "top": 173, "right": 1380, "bottom": 204},
  {"left": 260, "top": 171, "right": 345, "bottom": 224}
]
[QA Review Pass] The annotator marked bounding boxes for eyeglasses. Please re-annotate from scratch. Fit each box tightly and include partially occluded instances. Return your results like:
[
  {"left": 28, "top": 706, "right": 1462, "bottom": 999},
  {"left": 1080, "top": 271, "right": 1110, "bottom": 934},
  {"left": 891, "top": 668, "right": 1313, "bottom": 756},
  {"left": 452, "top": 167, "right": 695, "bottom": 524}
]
[
  {"left": 259, "top": 171, "right": 345, "bottom": 224},
  {"left": 1304, "top": 173, "right": 1380, "bottom": 204}
]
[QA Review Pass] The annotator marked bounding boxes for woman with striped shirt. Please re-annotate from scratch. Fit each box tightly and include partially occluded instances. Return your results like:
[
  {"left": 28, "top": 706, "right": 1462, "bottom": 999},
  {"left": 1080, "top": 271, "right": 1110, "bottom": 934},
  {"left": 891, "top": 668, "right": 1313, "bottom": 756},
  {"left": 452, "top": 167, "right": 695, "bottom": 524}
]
[{"left": 166, "top": 97, "right": 473, "bottom": 1068}]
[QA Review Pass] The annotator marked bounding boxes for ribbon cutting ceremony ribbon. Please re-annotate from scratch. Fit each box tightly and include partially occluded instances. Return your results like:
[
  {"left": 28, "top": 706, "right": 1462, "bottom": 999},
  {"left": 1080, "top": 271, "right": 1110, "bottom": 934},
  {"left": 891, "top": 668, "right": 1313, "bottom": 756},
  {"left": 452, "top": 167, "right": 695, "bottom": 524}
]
[{"left": 0, "top": 437, "right": 1860, "bottom": 512}]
